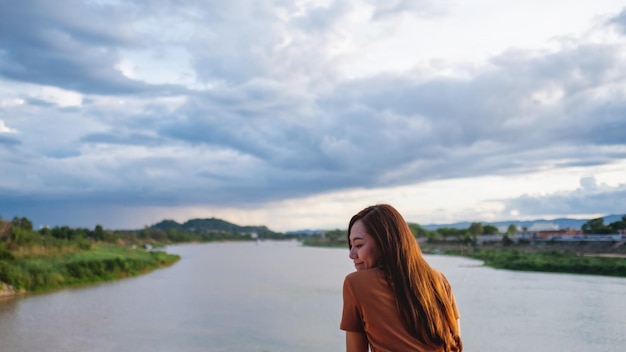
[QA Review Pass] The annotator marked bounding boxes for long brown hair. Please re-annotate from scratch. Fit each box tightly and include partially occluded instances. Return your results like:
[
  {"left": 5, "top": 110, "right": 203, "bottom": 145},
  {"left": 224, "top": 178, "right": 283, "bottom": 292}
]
[{"left": 348, "top": 204, "right": 462, "bottom": 352}]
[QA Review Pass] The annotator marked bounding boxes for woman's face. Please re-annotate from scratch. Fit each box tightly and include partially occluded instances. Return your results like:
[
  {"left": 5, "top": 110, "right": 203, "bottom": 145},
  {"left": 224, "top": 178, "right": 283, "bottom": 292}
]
[{"left": 348, "top": 219, "right": 381, "bottom": 271}]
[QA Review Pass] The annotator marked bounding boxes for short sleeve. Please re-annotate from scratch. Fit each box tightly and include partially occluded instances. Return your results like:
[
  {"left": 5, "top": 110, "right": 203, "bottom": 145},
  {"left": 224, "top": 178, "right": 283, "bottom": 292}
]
[{"left": 340, "top": 275, "right": 365, "bottom": 332}]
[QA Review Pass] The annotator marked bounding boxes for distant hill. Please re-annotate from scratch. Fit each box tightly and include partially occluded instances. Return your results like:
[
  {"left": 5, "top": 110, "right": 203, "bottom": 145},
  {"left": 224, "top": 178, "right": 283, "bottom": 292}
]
[
  {"left": 150, "top": 214, "right": 624, "bottom": 236},
  {"left": 421, "top": 214, "right": 624, "bottom": 231},
  {"left": 150, "top": 217, "right": 279, "bottom": 236}
]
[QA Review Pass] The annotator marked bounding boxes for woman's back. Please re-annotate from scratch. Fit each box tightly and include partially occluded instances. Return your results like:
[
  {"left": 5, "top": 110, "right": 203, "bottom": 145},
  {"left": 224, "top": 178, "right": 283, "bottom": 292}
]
[{"left": 341, "top": 268, "right": 459, "bottom": 352}]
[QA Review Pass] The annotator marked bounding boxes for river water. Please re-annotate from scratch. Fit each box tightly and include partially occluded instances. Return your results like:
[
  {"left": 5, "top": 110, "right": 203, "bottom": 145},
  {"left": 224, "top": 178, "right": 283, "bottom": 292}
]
[{"left": 1, "top": 241, "right": 625, "bottom": 351}]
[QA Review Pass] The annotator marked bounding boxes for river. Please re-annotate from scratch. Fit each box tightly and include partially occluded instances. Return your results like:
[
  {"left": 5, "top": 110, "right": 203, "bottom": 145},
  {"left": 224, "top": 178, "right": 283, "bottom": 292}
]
[{"left": 1, "top": 241, "right": 625, "bottom": 351}]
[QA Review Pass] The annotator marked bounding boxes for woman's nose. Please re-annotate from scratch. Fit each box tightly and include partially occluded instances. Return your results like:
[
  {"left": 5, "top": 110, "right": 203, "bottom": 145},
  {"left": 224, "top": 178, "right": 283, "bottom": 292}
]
[{"left": 349, "top": 247, "right": 357, "bottom": 259}]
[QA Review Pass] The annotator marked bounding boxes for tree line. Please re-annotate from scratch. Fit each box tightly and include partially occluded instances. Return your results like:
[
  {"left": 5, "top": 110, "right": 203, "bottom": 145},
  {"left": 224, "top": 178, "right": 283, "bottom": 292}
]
[
  {"left": 302, "top": 215, "right": 626, "bottom": 247},
  {"left": 2, "top": 213, "right": 624, "bottom": 253},
  {"left": 0, "top": 214, "right": 296, "bottom": 256},
  {"left": 581, "top": 216, "right": 626, "bottom": 234}
]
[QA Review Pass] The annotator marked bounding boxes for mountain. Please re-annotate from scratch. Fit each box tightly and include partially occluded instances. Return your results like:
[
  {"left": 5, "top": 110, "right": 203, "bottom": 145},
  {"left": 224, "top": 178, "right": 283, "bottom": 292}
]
[
  {"left": 421, "top": 214, "right": 624, "bottom": 231},
  {"left": 150, "top": 217, "right": 279, "bottom": 236},
  {"left": 151, "top": 219, "right": 182, "bottom": 231}
]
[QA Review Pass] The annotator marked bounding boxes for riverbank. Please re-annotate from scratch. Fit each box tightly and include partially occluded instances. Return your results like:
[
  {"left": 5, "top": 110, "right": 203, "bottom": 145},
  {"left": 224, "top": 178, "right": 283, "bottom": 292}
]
[
  {"left": 0, "top": 244, "right": 180, "bottom": 297},
  {"left": 302, "top": 238, "right": 626, "bottom": 277},
  {"left": 0, "top": 282, "right": 25, "bottom": 298},
  {"left": 421, "top": 242, "right": 626, "bottom": 277}
]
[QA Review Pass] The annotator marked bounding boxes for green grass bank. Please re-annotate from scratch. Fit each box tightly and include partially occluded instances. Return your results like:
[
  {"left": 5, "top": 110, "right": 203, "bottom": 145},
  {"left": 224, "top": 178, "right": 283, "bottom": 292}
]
[
  {"left": 303, "top": 237, "right": 626, "bottom": 278},
  {"left": 440, "top": 245, "right": 626, "bottom": 278},
  {"left": 0, "top": 244, "right": 179, "bottom": 294}
]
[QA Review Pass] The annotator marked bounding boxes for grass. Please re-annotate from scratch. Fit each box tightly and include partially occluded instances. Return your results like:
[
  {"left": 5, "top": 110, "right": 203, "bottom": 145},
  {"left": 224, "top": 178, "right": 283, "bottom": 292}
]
[
  {"left": 426, "top": 244, "right": 626, "bottom": 278},
  {"left": 0, "top": 244, "right": 180, "bottom": 293},
  {"left": 466, "top": 248, "right": 626, "bottom": 277}
]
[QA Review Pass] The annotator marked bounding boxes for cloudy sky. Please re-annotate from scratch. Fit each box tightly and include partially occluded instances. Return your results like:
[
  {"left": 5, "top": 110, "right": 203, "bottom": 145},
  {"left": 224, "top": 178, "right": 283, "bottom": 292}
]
[{"left": 1, "top": 0, "right": 625, "bottom": 232}]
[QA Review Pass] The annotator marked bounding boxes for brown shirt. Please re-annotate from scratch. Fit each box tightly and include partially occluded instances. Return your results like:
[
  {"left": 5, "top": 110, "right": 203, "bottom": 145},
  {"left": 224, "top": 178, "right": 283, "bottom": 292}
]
[{"left": 340, "top": 268, "right": 460, "bottom": 352}]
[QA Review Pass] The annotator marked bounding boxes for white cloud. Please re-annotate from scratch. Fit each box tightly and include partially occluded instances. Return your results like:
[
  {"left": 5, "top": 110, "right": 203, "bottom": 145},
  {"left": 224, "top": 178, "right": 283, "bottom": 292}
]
[
  {"left": 329, "top": 0, "right": 626, "bottom": 78},
  {"left": 0, "top": 98, "right": 25, "bottom": 107},
  {"left": 39, "top": 86, "right": 83, "bottom": 107},
  {"left": 116, "top": 47, "right": 197, "bottom": 86},
  {"left": 0, "top": 120, "right": 17, "bottom": 133}
]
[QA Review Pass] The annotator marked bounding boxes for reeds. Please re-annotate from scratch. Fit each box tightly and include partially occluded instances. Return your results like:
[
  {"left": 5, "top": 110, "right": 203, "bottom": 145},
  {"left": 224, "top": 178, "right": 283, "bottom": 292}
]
[{"left": 0, "top": 244, "right": 179, "bottom": 292}]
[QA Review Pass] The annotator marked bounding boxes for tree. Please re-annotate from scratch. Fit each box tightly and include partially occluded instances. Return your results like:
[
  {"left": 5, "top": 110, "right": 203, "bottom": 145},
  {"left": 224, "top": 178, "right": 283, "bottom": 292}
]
[
  {"left": 10, "top": 226, "right": 40, "bottom": 246},
  {"left": 426, "top": 231, "right": 443, "bottom": 242},
  {"left": 20, "top": 217, "right": 33, "bottom": 231},
  {"left": 94, "top": 225, "right": 105, "bottom": 241},
  {"left": 408, "top": 223, "right": 430, "bottom": 238},
  {"left": 506, "top": 224, "right": 517, "bottom": 236},
  {"left": 325, "top": 229, "right": 347, "bottom": 244},
  {"left": 582, "top": 218, "right": 612, "bottom": 234},
  {"left": 468, "top": 222, "right": 483, "bottom": 237},
  {"left": 39, "top": 227, "right": 51, "bottom": 237},
  {"left": 10, "top": 216, "right": 33, "bottom": 231},
  {"left": 150, "top": 230, "right": 167, "bottom": 242},
  {"left": 608, "top": 215, "right": 626, "bottom": 233},
  {"left": 51, "top": 226, "right": 71, "bottom": 240},
  {"left": 139, "top": 226, "right": 151, "bottom": 240},
  {"left": 436, "top": 227, "right": 467, "bottom": 240},
  {"left": 483, "top": 225, "right": 499, "bottom": 235}
]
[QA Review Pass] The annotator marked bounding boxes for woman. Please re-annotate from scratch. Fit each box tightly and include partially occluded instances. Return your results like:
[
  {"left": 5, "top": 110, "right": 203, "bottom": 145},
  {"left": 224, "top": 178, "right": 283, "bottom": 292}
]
[{"left": 340, "top": 204, "right": 462, "bottom": 352}]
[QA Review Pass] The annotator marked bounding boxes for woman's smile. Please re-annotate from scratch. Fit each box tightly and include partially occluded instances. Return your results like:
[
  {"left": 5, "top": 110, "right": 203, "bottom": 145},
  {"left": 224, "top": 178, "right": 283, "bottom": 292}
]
[{"left": 348, "top": 220, "right": 381, "bottom": 271}]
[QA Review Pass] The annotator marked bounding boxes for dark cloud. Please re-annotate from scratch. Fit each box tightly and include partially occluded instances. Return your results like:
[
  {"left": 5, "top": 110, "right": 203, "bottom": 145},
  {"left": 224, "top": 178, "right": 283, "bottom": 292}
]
[
  {"left": 159, "top": 81, "right": 339, "bottom": 171},
  {"left": 134, "top": 36, "right": 626, "bottom": 196},
  {"left": 305, "top": 43, "right": 626, "bottom": 184},
  {"left": 0, "top": 134, "right": 21, "bottom": 147},
  {"left": 555, "top": 158, "right": 626, "bottom": 168},
  {"left": 0, "top": 192, "right": 182, "bottom": 229},
  {"left": 0, "top": 1, "right": 183, "bottom": 95},
  {"left": 43, "top": 148, "right": 81, "bottom": 159},
  {"left": 81, "top": 132, "right": 165, "bottom": 147},
  {"left": 22, "top": 97, "right": 56, "bottom": 108}
]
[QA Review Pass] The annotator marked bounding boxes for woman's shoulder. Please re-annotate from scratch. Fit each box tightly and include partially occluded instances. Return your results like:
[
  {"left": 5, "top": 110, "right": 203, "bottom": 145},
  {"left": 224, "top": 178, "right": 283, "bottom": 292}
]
[
  {"left": 344, "top": 268, "right": 391, "bottom": 299},
  {"left": 345, "top": 268, "right": 385, "bottom": 283}
]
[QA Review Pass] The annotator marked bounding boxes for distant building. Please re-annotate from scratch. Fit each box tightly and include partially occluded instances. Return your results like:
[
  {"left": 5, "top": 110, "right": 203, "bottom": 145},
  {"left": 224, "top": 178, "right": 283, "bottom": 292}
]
[{"left": 536, "top": 229, "right": 583, "bottom": 239}]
